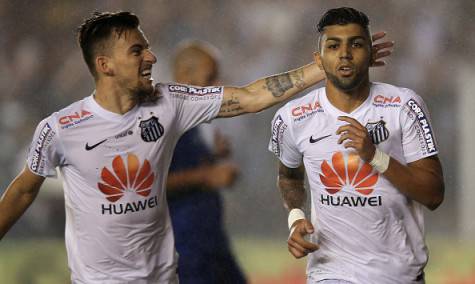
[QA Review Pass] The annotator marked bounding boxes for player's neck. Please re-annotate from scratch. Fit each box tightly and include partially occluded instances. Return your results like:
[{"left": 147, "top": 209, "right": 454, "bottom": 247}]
[
  {"left": 94, "top": 80, "right": 137, "bottom": 115},
  {"left": 325, "top": 80, "right": 371, "bottom": 114}
]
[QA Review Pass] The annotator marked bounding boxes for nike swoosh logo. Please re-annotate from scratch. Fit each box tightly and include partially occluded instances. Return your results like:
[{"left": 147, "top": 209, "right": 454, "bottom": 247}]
[
  {"left": 309, "top": 134, "right": 331, "bottom": 144},
  {"left": 85, "top": 139, "right": 107, "bottom": 151}
]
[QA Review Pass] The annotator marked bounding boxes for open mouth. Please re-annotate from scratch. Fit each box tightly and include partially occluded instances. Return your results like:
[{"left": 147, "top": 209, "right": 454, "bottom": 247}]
[
  {"left": 338, "top": 65, "right": 354, "bottom": 76},
  {"left": 140, "top": 62, "right": 154, "bottom": 80},
  {"left": 140, "top": 69, "right": 152, "bottom": 78},
  {"left": 140, "top": 69, "right": 153, "bottom": 81}
]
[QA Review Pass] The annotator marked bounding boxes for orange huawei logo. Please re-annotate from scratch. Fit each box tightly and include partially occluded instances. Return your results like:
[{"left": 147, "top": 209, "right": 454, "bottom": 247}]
[
  {"left": 98, "top": 154, "right": 154, "bottom": 202},
  {"left": 320, "top": 152, "right": 378, "bottom": 195}
]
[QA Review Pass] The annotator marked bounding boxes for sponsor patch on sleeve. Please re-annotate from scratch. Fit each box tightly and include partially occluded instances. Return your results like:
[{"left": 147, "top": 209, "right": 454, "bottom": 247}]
[
  {"left": 168, "top": 84, "right": 223, "bottom": 96},
  {"left": 271, "top": 115, "right": 287, "bottom": 157},
  {"left": 406, "top": 99, "right": 437, "bottom": 154},
  {"left": 30, "top": 123, "right": 56, "bottom": 172}
]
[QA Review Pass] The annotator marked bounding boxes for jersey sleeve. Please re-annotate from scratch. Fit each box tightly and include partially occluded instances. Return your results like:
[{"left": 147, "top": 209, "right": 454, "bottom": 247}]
[
  {"left": 26, "top": 117, "right": 62, "bottom": 178},
  {"left": 163, "top": 83, "right": 223, "bottom": 135},
  {"left": 268, "top": 108, "right": 302, "bottom": 168},
  {"left": 400, "top": 91, "right": 439, "bottom": 163}
]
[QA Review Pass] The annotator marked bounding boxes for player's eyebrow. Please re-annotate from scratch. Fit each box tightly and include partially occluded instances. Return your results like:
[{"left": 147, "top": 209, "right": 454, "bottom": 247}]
[
  {"left": 128, "top": 42, "right": 149, "bottom": 51},
  {"left": 325, "top": 36, "right": 367, "bottom": 42}
]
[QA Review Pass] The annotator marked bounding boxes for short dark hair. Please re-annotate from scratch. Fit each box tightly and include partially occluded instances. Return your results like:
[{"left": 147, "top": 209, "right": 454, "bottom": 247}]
[
  {"left": 77, "top": 11, "right": 139, "bottom": 77},
  {"left": 317, "top": 7, "right": 369, "bottom": 33},
  {"left": 316, "top": 7, "right": 370, "bottom": 49}
]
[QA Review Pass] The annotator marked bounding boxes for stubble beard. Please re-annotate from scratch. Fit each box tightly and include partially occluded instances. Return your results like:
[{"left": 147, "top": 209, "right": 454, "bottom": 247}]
[
  {"left": 323, "top": 60, "right": 370, "bottom": 93},
  {"left": 132, "top": 83, "right": 159, "bottom": 104},
  {"left": 327, "top": 72, "right": 363, "bottom": 92}
]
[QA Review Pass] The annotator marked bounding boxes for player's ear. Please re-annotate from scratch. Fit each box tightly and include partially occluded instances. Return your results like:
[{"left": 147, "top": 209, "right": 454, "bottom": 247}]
[
  {"left": 96, "top": 55, "right": 114, "bottom": 76},
  {"left": 314, "top": 51, "right": 324, "bottom": 70}
]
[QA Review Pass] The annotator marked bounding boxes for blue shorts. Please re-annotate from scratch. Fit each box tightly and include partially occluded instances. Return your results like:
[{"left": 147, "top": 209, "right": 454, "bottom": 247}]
[{"left": 170, "top": 192, "right": 246, "bottom": 284}]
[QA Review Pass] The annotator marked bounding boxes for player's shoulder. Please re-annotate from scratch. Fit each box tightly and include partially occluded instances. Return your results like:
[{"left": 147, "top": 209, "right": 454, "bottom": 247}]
[
  {"left": 274, "top": 88, "right": 321, "bottom": 120},
  {"left": 53, "top": 96, "right": 96, "bottom": 130},
  {"left": 371, "top": 82, "right": 424, "bottom": 108},
  {"left": 158, "top": 82, "right": 223, "bottom": 98},
  {"left": 38, "top": 96, "right": 93, "bottom": 130}
]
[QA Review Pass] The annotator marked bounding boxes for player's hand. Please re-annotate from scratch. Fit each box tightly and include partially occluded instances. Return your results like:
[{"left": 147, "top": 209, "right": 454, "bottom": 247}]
[
  {"left": 370, "top": 31, "right": 394, "bottom": 67},
  {"left": 203, "top": 162, "right": 239, "bottom": 189},
  {"left": 288, "top": 219, "right": 319, "bottom": 259},
  {"left": 336, "top": 116, "right": 376, "bottom": 162},
  {"left": 213, "top": 130, "right": 231, "bottom": 159}
]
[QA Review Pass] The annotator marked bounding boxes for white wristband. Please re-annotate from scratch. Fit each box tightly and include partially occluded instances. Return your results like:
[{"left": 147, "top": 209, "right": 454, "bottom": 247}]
[
  {"left": 288, "top": 208, "right": 306, "bottom": 230},
  {"left": 369, "top": 148, "right": 390, "bottom": 173}
]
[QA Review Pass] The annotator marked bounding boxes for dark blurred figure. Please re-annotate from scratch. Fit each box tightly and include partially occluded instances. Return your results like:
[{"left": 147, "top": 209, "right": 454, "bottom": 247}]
[{"left": 167, "top": 41, "right": 247, "bottom": 284}]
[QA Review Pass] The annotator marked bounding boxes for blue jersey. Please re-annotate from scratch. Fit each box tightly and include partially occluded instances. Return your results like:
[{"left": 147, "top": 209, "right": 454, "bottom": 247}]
[{"left": 168, "top": 127, "right": 246, "bottom": 284}]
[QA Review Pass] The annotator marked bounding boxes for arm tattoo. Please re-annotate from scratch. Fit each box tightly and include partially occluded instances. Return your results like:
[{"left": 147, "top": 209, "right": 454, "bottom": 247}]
[
  {"left": 278, "top": 164, "right": 306, "bottom": 210},
  {"left": 265, "top": 69, "right": 306, "bottom": 98},
  {"left": 218, "top": 95, "right": 244, "bottom": 115},
  {"left": 290, "top": 69, "right": 305, "bottom": 90},
  {"left": 279, "top": 164, "right": 305, "bottom": 180},
  {"left": 265, "top": 74, "right": 293, "bottom": 97}
]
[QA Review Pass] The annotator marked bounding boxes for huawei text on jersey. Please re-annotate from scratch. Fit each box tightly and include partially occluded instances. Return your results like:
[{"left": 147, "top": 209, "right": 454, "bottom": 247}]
[{"left": 319, "top": 152, "right": 382, "bottom": 207}]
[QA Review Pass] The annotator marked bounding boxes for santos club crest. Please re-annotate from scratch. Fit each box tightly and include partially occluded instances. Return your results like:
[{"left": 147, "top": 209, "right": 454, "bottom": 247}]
[
  {"left": 365, "top": 120, "right": 389, "bottom": 145},
  {"left": 140, "top": 116, "right": 164, "bottom": 142}
]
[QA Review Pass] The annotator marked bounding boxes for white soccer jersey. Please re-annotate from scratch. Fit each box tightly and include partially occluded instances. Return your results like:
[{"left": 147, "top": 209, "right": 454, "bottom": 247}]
[
  {"left": 269, "top": 82, "right": 438, "bottom": 284},
  {"left": 27, "top": 83, "right": 223, "bottom": 284}
]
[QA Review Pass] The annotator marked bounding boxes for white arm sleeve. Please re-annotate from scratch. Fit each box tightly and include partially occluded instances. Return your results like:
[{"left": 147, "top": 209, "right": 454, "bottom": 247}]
[
  {"left": 400, "top": 91, "right": 439, "bottom": 163},
  {"left": 26, "top": 117, "right": 61, "bottom": 178},
  {"left": 163, "top": 83, "right": 223, "bottom": 136},
  {"left": 268, "top": 109, "right": 302, "bottom": 168}
]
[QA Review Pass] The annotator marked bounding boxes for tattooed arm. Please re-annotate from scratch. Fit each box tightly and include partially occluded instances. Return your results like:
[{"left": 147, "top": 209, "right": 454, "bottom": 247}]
[
  {"left": 218, "top": 63, "right": 324, "bottom": 117},
  {"left": 217, "top": 31, "right": 393, "bottom": 117},
  {"left": 278, "top": 162, "right": 306, "bottom": 211},
  {"left": 278, "top": 162, "right": 319, "bottom": 258}
]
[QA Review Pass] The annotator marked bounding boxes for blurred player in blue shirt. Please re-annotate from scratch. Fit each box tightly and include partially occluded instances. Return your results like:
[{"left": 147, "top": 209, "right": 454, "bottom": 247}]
[{"left": 167, "top": 41, "right": 247, "bottom": 284}]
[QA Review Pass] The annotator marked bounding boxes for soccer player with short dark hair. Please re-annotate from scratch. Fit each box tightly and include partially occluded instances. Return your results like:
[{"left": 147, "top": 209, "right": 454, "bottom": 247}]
[{"left": 270, "top": 7, "right": 443, "bottom": 283}]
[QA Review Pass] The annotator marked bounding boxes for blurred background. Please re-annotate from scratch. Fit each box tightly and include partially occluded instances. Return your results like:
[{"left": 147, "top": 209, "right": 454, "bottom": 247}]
[{"left": 0, "top": 0, "right": 474, "bottom": 283}]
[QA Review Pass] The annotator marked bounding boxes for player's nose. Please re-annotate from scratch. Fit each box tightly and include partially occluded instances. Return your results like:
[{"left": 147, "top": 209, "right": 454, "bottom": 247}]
[
  {"left": 144, "top": 49, "right": 157, "bottom": 64},
  {"left": 339, "top": 43, "right": 353, "bottom": 60}
]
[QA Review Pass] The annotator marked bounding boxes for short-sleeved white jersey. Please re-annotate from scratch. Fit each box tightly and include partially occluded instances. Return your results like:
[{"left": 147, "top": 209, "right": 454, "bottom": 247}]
[
  {"left": 27, "top": 83, "right": 223, "bottom": 284},
  {"left": 269, "top": 82, "right": 438, "bottom": 284}
]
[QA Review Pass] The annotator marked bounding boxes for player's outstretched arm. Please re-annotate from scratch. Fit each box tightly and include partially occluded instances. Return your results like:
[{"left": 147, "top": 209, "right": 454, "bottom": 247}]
[
  {"left": 278, "top": 162, "right": 319, "bottom": 259},
  {"left": 217, "top": 32, "right": 393, "bottom": 118},
  {"left": 336, "top": 116, "right": 444, "bottom": 210},
  {"left": 0, "top": 166, "right": 45, "bottom": 240},
  {"left": 218, "top": 62, "right": 324, "bottom": 118}
]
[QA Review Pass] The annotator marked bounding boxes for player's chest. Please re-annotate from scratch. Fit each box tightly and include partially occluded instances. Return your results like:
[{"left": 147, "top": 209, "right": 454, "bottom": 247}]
[
  {"left": 296, "top": 110, "right": 401, "bottom": 159},
  {"left": 60, "top": 111, "right": 175, "bottom": 171}
]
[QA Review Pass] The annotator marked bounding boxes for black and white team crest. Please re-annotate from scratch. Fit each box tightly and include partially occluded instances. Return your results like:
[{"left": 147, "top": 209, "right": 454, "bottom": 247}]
[
  {"left": 139, "top": 116, "right": 164, "bottom": 142},
  {"left": 365, "top": 120, "right": 389, "bottom": 145}
]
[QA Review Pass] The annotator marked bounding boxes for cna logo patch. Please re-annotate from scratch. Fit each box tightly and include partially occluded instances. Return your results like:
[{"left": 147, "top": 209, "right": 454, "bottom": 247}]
[
  {"left": 59, "top": 109, "right": 94, "bottom": 129},
  {"left": 291, "top": 101, "right": 323, "bottom": 122},
  {"left": 98, "top": 154, "right": 154, "bottom": 202},
  {"left": 372, "top": 95, "right": 401, "bottom": 108},
  {"left": 319, "top": 152, "right": 382, "bottom": 207}
]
